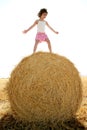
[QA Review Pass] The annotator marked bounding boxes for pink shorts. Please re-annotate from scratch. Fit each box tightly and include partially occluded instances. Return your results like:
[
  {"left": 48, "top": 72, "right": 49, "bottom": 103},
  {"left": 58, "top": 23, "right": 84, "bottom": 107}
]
[{"left": 35, "top": 32, "right": 48, "bottom": 42}]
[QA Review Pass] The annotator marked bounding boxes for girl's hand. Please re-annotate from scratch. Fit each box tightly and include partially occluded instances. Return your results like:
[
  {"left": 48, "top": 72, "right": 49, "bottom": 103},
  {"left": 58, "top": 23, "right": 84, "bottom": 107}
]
[
  {"left": 22, "top": 30, "right": 28, "bottom": 33},
  {"left": 55, "top": 31, "right": 59, "bottom": 34}
]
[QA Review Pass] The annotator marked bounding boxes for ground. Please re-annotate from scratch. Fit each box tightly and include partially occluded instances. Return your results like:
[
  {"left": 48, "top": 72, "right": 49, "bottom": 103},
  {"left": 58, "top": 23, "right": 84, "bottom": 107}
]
[{"left": 0, "top": 77, "right": 87, "bottom": 130}]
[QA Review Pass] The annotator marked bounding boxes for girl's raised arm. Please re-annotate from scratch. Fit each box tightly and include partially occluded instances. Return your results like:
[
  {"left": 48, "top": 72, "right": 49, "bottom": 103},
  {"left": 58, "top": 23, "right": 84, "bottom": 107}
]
[
  {"left": 23, "top": 20, "right": 38, "bottom": 33},
  {"left": 46, "top": 21, "right": 59, "bottom": 34}
]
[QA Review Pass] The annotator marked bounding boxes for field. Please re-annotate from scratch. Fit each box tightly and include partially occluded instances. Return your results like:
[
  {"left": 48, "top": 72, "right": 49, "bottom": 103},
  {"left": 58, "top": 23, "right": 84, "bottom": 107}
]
[{"left": 0, "top": 77, "right": 87, "bottom": 130}]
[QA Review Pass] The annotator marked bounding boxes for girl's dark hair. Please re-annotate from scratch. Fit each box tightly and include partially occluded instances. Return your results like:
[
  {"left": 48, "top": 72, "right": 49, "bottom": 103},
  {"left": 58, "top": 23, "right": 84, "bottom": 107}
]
[{"left": 38, "top": 8, "right": 48, "bottom": 17}]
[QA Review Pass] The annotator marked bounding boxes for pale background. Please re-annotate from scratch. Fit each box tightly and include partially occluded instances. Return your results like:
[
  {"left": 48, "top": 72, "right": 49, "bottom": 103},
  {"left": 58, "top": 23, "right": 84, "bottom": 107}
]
[{"left": 0, "top": 0, "right": 87, "bottom": 78}]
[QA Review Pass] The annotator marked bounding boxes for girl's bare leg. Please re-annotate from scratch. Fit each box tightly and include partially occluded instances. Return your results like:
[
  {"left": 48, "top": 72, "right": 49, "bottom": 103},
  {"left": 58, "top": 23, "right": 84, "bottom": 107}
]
[
  {"left": 33, "top": 40, "right": 39, "bottom": 53},
  {"left": 45, "top": 38, "right": 52, "bottom": 53}
]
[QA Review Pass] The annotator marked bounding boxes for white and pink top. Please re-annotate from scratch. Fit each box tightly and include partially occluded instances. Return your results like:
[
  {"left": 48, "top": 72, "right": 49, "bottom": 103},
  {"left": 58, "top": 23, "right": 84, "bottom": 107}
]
[{"left": 37, "top": 21, "right": 46, "bottom": 33}]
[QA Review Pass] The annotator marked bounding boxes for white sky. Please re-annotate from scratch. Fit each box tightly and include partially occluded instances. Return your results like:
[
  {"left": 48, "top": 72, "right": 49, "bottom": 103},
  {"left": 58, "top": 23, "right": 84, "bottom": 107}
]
[{"left": 0, "top": 0, "right": 87, "bottom": 78}]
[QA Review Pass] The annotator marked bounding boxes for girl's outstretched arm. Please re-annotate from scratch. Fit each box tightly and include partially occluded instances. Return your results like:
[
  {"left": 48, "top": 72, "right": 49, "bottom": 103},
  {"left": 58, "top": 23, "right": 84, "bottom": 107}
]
[
  {"left": 23, "top": 20, "right": 38, "bottom": 33},
  {"left": 46, "top": 21, "right": 59, "bottom": 34}
]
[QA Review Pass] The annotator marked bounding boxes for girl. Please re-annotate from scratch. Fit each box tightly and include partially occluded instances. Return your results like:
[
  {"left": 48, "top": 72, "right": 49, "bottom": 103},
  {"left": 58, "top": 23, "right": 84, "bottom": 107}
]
[{"left": 23, "top": 8, "right": 59, "bottom": 53}]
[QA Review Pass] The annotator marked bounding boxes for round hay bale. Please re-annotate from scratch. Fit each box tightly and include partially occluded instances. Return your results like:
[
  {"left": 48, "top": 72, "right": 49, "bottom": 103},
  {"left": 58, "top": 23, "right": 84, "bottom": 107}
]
[{"left": 7, "top": 52, "right": 82, "bottom": 122}]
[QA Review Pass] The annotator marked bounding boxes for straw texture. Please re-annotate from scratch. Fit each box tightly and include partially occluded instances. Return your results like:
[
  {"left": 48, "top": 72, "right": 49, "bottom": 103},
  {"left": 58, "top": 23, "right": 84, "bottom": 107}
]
[{"left": 7, "top": 52, "right": 82, "bottom": 122}]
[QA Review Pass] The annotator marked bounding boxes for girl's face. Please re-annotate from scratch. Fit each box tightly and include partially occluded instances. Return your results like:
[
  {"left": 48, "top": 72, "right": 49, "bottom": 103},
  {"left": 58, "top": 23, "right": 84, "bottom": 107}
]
[{"left": 40, "top": 13, "right": 47, "bottom": 19}]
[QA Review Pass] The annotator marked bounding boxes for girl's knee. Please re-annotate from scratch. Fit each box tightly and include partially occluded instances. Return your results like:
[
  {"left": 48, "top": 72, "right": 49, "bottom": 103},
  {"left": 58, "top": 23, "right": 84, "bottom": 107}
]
[
  {"left": 46, "top": 39, "right": 50, "bottom": 43},
  {"left": 47, "top": 41, "right": 51, "bottom": 45}
]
